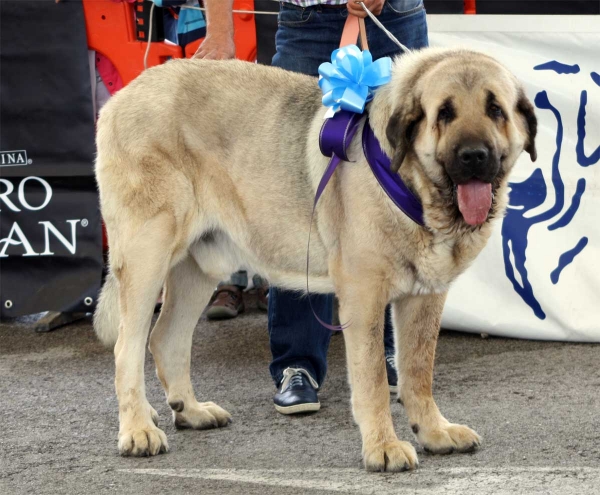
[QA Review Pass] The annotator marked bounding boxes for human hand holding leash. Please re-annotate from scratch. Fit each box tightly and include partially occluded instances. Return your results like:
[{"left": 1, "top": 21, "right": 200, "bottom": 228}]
[{"left": 347, "top": 0, "right": 385, "bottom": 18}]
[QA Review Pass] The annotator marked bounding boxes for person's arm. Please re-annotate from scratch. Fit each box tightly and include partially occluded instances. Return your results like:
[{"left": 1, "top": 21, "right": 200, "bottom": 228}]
[
  {"left": 347, "top": 0, "right": 385, "bottom": 18},
  {"left": 193, "top": 0, "right": 236, "bottom": 60}
]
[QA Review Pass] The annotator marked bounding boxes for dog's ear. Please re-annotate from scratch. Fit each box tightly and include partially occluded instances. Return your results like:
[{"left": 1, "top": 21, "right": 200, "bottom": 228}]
[
  {"left": 386, "top": 102, "right": 424, "bottom": 173},
  {"left": 516, "top": 90, "right": 538, "bottom": 162}
]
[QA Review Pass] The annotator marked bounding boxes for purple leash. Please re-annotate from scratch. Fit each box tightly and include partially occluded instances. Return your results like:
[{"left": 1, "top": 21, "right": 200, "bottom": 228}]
[{"left": 306, "top": 111, "right": 363, "bottom": 331}]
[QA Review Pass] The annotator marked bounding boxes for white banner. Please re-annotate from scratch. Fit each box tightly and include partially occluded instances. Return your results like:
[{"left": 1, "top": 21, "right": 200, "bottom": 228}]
[{"left": 428, "top": 16, "right": 600, "bottom": 341}]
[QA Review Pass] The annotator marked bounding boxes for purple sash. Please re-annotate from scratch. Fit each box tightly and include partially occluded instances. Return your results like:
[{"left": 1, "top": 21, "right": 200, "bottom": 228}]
[
  {"left": 318, "top": 110, "right": 424, "bottom": 226},
  {"left": 306, "top": 110, "right": 424, "bottom": 331}
]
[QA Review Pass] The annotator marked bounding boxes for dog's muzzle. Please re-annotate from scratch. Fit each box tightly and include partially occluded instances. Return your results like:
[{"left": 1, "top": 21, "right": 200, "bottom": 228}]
[{"left": 445, "top": 141, "right": 499, "bottom": 227}]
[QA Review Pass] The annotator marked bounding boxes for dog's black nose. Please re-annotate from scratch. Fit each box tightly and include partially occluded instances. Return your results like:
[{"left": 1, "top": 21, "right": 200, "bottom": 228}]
[{"left": 458, "top": 146, "right": 489, "bottom": 167}]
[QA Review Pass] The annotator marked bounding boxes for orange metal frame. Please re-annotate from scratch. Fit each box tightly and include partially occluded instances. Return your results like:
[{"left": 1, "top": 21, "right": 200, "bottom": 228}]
[
  {"left": 82, "top": 0, "right": 257, "bottom": 86},
  {"left": 464, "top": 0, "right": 476, "bottom": 14}
]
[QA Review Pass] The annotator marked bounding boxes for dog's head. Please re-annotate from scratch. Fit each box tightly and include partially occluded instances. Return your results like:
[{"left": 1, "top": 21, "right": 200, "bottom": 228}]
[{"left": 384, "top": 49, "right": 537, "bottom": 227}]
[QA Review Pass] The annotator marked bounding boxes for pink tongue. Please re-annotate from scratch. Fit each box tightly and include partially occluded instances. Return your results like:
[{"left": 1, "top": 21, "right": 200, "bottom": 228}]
[{"left": 457, "top": 179, "right": 492, "bottom": 226}]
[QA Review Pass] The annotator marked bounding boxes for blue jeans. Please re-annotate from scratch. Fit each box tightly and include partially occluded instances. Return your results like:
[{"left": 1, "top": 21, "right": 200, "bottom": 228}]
[{"left": 269, "top": 0, "right": 429, "bottom": 386}]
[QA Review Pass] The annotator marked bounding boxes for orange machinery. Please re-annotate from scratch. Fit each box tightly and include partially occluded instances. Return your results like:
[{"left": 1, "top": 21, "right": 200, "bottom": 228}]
[
  {"left": 464, "top": 0, "right": 476, "bottom": 14},
  {"left": 82, "top": 0, "right": 257, "bottom": 86}
]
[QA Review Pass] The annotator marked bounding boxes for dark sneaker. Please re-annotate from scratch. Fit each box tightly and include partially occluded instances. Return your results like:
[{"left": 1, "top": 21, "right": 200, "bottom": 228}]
[
  {"left": 205, "top": 285, "right": 245, "bottom": 320},
  {"left": 386, "top": 353, "right": 398, "bottom": 394},
  {"left": 274, "top": 368, "right": 320, "bottom": 415}
]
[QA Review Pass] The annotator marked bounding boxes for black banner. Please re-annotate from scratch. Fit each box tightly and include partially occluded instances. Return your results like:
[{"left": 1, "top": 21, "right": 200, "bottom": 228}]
[
  {"left": 476, "top": 1, "right": 600, "bottom": 15},
  {"left": 1, "top": 0, "right": 102, "bottom": 317},
  {"left": 423, "top": 1, "right": 465, "bottom": 14}
]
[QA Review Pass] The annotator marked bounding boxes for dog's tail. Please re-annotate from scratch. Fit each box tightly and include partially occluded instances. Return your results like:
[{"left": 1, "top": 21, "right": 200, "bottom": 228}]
[{"left": 93, "top": 270, "right": 120, "bottom": 348}]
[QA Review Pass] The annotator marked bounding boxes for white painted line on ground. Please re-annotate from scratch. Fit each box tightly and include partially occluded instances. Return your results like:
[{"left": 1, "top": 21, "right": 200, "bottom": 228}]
[
  {"left": 119, "top": 468, "right": 370, "bottom": 493},
  {"left": 119, "top": 467, "right": 600, "bottom": 494}
]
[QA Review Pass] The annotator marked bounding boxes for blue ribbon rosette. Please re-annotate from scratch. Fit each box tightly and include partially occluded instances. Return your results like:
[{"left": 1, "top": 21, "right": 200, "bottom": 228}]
[{"left": 318, "top": 45, "right": 392, "bottom": 117}]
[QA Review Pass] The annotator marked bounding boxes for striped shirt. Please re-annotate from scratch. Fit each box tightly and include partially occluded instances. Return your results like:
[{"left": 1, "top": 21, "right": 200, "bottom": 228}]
[
  {"left": 283, "top": 1, "right": 423, "bottom": 9},
  {"left": 285, "top": 0, "right": 348, "bottom": 6}
]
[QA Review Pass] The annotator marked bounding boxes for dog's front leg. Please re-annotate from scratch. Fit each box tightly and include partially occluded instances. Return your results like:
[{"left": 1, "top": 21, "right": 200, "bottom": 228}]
[
  {"left": 337, "top": 284, "right": 418, "bottom": 472},
  {"left": 393, "top": 293, "right": 481, "bottom": 454}
]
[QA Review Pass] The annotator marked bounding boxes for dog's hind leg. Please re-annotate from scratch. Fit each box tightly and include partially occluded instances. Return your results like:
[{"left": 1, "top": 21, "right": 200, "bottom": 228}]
[
  {"left": 393, "top": 293, "right": 481, "bottom": 455},
  {"left": 112, "top": 213, "right": 175, "bottom": 457},
  {"left": 149, "top": 254, "right": 232, "bottom": 430}
]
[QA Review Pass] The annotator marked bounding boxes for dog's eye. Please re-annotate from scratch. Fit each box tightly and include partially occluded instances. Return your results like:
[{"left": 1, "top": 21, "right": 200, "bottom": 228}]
[
  {"left": 437, "top": 105, "right": 454, "bottom": 122},
  {"left": 488, "top": 103, "right": 504, "bottom": 119}
]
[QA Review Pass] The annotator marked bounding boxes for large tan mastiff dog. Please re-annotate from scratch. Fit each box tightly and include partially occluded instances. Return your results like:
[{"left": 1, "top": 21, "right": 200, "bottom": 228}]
[{"left": 94, "top": 47, "right": 537, "bottom": 472}]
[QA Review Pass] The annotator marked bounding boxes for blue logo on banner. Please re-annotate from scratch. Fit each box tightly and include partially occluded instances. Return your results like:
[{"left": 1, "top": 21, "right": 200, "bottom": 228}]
[{"left": 501, "top": 61, "right": 598, "bottom": 320}]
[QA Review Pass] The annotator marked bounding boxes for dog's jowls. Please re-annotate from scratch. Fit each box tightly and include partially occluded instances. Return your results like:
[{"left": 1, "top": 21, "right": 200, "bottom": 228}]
[{"left": 94, "top": 47, "right": 536, "bottom": 471}]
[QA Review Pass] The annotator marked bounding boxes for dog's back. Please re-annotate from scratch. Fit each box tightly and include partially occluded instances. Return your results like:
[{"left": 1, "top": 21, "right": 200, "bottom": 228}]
[{"left": 94, "top": 59, "right": 329, "bottom": 346}]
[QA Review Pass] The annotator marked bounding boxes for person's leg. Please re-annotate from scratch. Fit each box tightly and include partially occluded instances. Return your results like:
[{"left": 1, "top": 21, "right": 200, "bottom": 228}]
[
  {"left": 365, "top": 0, "right": 429, "bottom": 58},
  {"left": 272, "top": 1, "right": 428, "bottom": 75},
  {"left": 226, "top": 270, "right": 248, "bottom": 289},
  {"left": 269, "top": 288, "right": 333, "bottom": 414},
  {"left": 268, "top": 288, "right": 334, "bottom": 386},
  {"left": 267, "top": 2, "right": 429, "bottom": 402},
  {"left": 267, "top": 5, "right": 346, "bottom": 410},
  {"left": 272, "top": 4, "right": 347, "bottom": 76},
  {"left": 383, "top": 306, "right": 398, "bottom": 392},
  {"left": 251, "top": 274, "right": 269, "bottom": 312},
  {"left": 383, "top": 306, "right": 395, "bottom": 351}
]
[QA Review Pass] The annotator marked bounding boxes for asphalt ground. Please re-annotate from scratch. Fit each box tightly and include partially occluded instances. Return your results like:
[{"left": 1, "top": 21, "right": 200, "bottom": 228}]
[{"left": 2, "top": 294, "right": 600, "bottom": 494}]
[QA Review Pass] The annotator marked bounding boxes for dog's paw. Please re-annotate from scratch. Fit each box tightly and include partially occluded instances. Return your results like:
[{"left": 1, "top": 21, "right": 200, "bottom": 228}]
[
  {"left": 363, "top": 440, "right": 418, "bottom": 473},
  {"left": 118, "top": 425, "right": 169, "bottom": 456},
  {"left": 417, "top": 423, "right": 481, "bottom": 455},
  {"left": 172, "top": 400, "right": 232, "bottom": 430}
]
